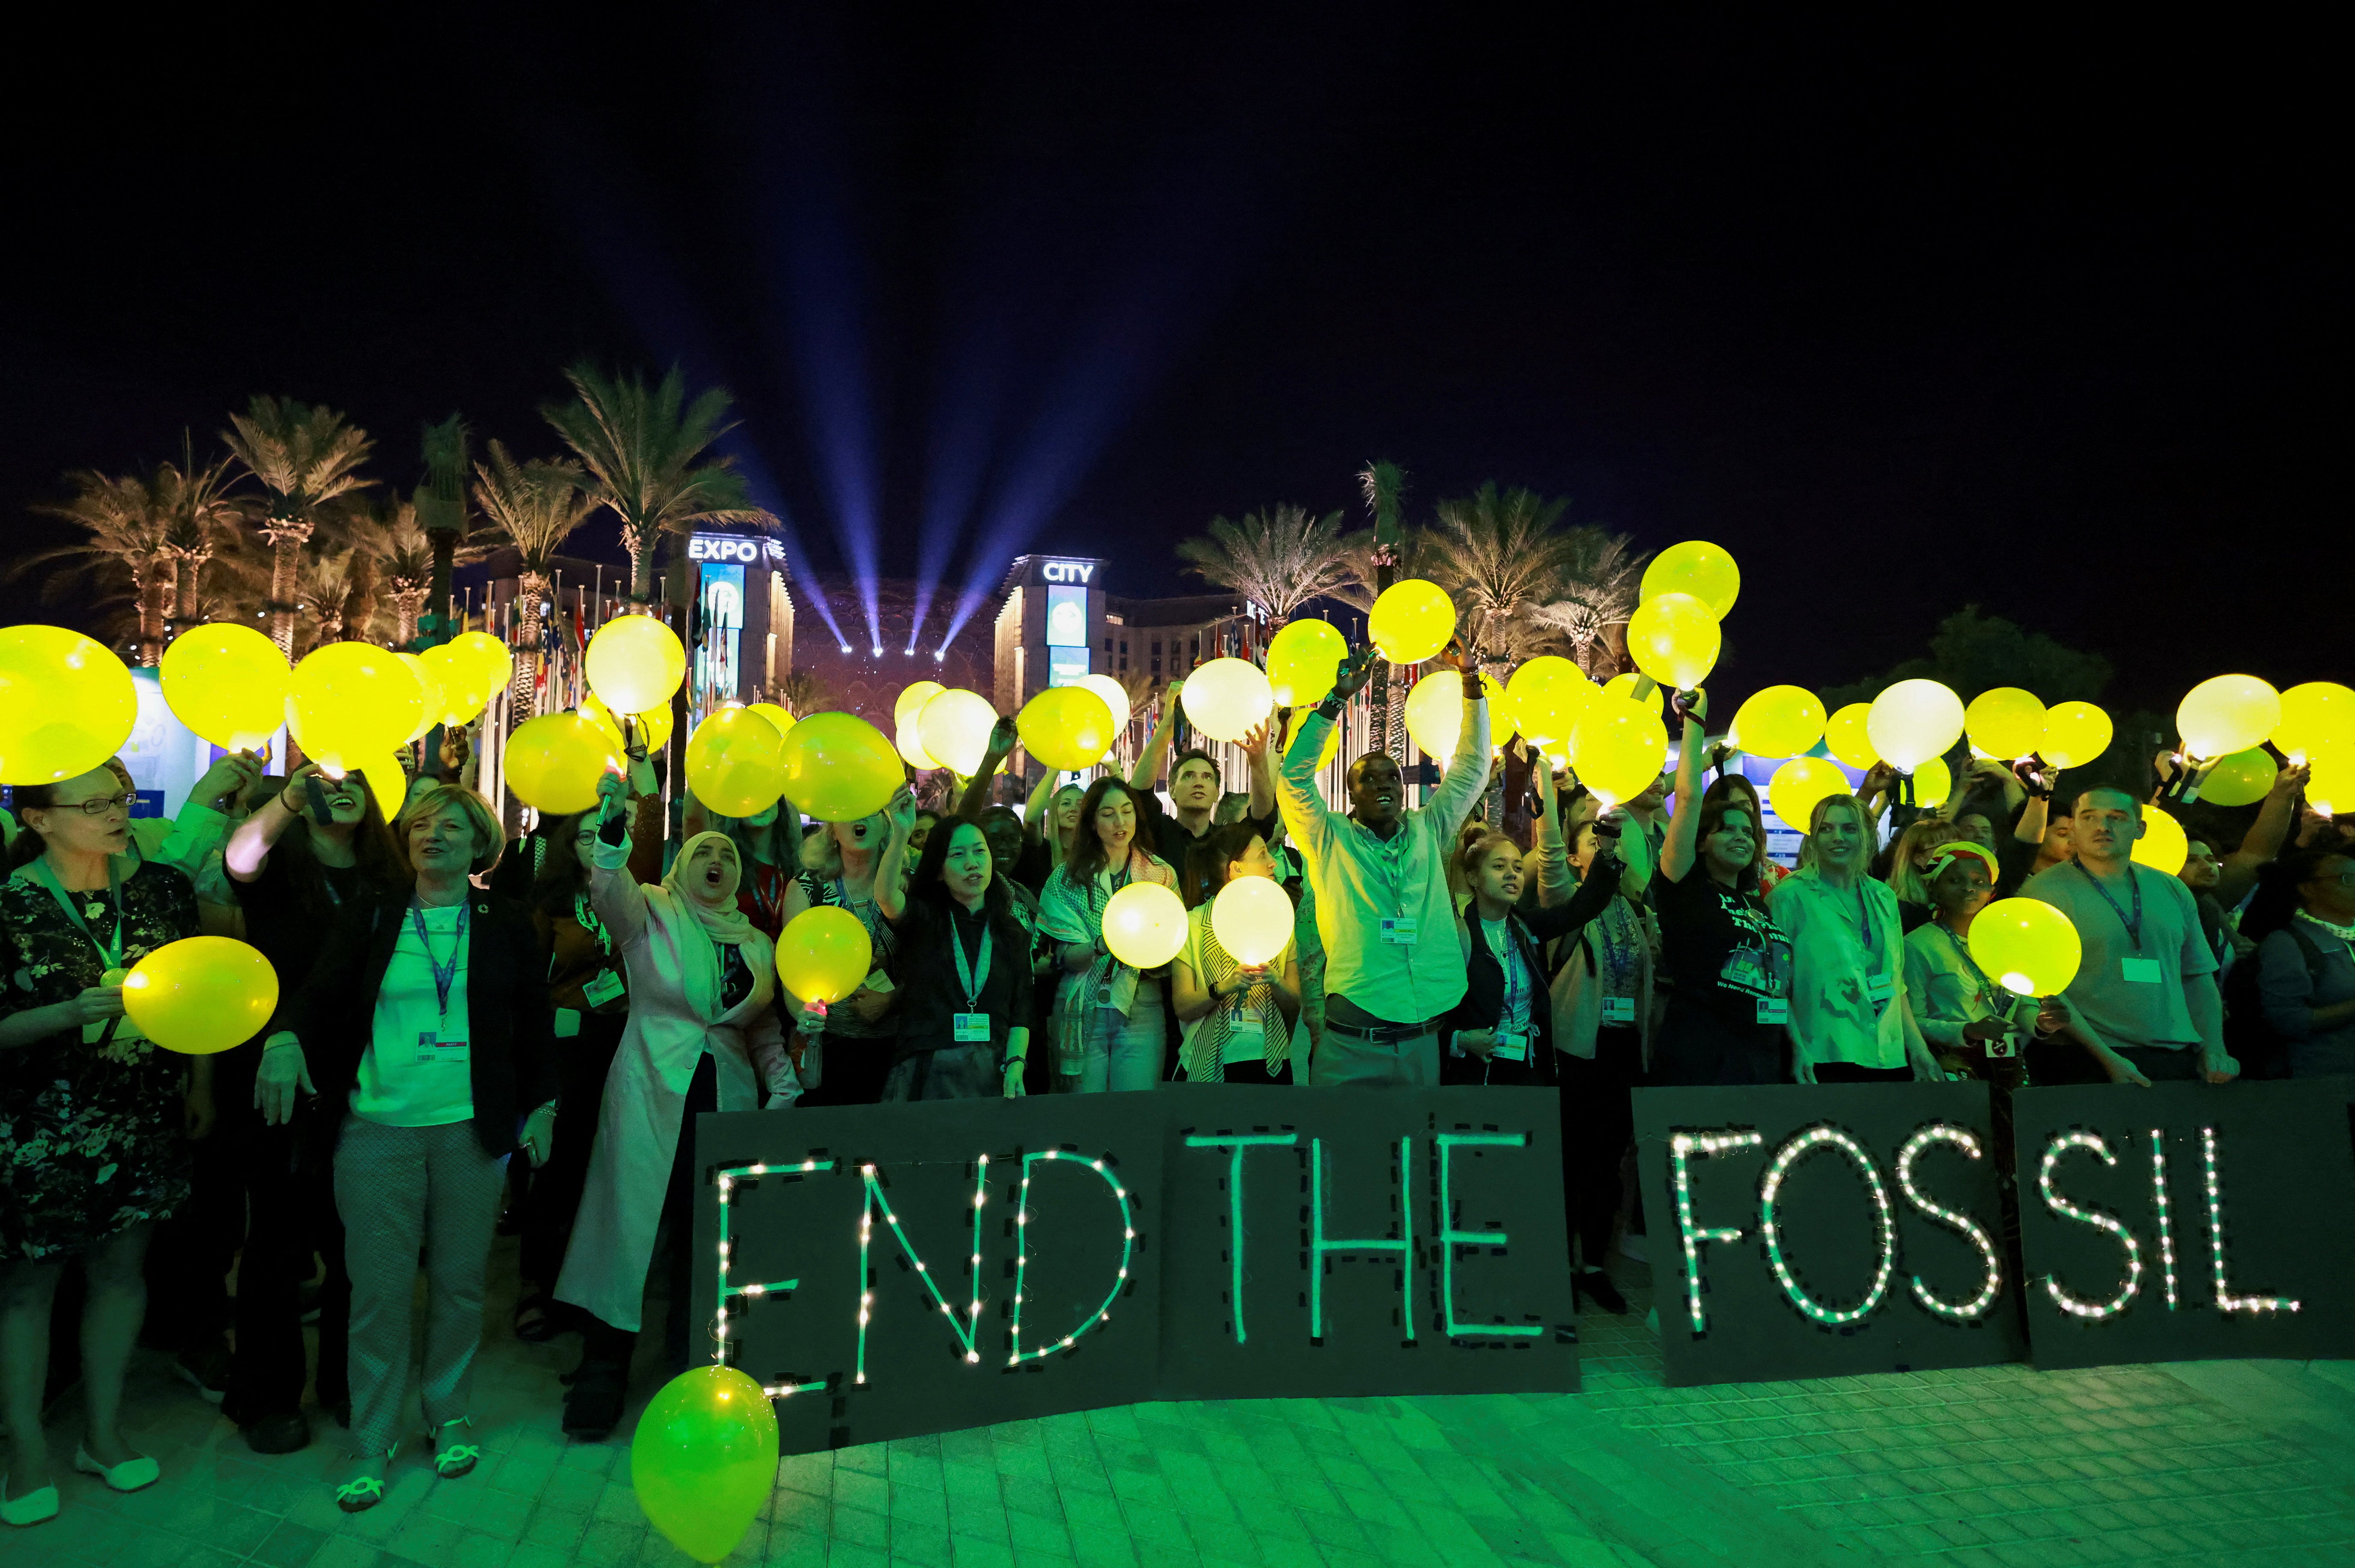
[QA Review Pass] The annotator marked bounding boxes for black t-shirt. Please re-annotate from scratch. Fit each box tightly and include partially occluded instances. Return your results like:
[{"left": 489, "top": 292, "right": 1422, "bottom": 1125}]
[
  {"left": 890, "top": 899, "right": 1033, "bottom": 1058},
  {"left": 1134, "top": 792, "right": 1277, "bottom": 861},
  {"left": 1655, "top": 868, "right": 1792, "bottom": 1035},
  {"left": 1014, "top": 837, "right": 1054, "bottom": 896},
  {"left": 228, "top": 852, "right": 374, "bottom": 1100}
]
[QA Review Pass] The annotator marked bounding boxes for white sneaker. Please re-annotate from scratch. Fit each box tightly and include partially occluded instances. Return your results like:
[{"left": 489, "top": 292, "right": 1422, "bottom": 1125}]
[{"left": 0, "top": 1474, "right": 61, "bottom": 1526}]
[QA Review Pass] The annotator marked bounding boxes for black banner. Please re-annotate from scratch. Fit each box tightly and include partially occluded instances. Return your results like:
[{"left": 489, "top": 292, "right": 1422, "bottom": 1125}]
[
  {"left": 692, "top": 1085, "right": 1580, "bottom": 1453},
  {"left": 2012, "top": 1079, "right": 2355, "bottom": 1371},
  {"left": 1634, "top": 1081, "right": 2026, "bottom": 1387}
]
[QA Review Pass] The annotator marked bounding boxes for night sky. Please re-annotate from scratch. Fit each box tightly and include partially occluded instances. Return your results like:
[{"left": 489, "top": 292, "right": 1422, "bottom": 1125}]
[{"left": 6, "top": 10, "right": 2340, "bottom": 715}]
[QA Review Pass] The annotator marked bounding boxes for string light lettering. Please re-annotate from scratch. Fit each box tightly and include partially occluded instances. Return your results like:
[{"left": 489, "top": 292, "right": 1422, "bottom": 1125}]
[
  {"left": 2037, "top": 1132, "right": 2143, "bottom": 1320},
  {"left": 2202, "top": 1126, "right": 2300, "bottom": 1315},
  {"left": 856, "top": 1156, "right": 993, "bottom": 1383},
  {"left": 1435, "top": 1132, "right": 1543, "bottom": 1339},
  {"left": 1182, "top": 1133, "right": 1299, "bottom": 1344},
  {"left": 1893, "top": 1124, "right": 2003, "bottom": 1322},
  {"left": 2149, "top": 1130, "right": 2179, "bottom": 1310},
  {"left": 714, "top": 1158, "right": 835, "bottom": 1397},
  {"left": 1757, "top": 1125, "right": 1897, "bottom": 1326},
  {"left": 1309, "top": 1136, "right": 1415, "bottom": 1342},
  {"left": 1669, "top": 1129, "right": 1761, "bottom": 1335},
  {"left": 1007, "top": 1151, "right": 1137, "bottom": 1365}
]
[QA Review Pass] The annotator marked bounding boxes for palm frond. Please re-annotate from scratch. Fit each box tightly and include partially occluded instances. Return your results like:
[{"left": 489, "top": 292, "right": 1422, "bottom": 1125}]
[
  {"left": 1175, "top": 504, "right": 1353, "bottom": 622},
  {"left": 542, "top": 363, "right": 776, "bottom": 549},
  {"left": 473, "top": 440, "right": 600, "bottom": 573}
]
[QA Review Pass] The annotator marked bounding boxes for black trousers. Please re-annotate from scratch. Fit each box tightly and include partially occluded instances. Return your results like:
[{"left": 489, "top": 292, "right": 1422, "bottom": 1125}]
[
  {"left": 580, "top": 1052, "right": 716, "bottom": 1379},
  {"left": 1558, "top": 1027, "right": 1642, "bottom": 1267},
  {"left": 522, "top": 1012, "right": 626, "bottom": 1293}
]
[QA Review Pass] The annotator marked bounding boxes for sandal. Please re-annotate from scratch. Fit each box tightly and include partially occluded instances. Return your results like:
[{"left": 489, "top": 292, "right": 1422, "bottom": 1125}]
[
  {"left": 512, "top": 1294, "right": 557, "bottom": 1344},
  {"left": 430, "top": 1417, "right": 480, "bottom": 1480},
  {"left": 335, "top": 1476, "right": 386, "bottom": 1514}
]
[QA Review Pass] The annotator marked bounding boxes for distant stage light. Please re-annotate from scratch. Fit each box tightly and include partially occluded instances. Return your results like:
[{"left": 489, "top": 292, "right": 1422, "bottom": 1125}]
[
  {"left": 933, "top": 650, "right": 945, "bottom": 662},
  {"left": 838, "top": 644, "right": 852, "bottom": 654}
]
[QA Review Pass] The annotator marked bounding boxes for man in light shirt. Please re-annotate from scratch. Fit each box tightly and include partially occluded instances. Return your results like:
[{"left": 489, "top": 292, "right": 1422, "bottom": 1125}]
[{"left": 1279, "top": 640, "right": 1491, "bottom": 1086}]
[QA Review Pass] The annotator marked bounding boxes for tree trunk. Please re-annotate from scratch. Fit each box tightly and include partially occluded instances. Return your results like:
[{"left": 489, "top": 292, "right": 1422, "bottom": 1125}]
[
  {"left": 626, "top": 529, "right": 655, "bottom": 606},
  {"left": 513, "top": 571, "right": 549, "bottom": 715},
  {"left": 263, "top": 523, "right": 309, "bottom": 655},
  {"left": 134, "top": 562, "right": 170, "bottom": 667},
  {"left": 170, "top": 550, "right": 208, "bottom": 623},
  {"left": 391, "top": 589, "right": 425, "bottom": 648}
]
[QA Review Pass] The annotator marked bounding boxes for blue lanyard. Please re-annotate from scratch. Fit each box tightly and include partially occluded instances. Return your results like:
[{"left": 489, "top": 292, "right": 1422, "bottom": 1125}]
[
  {"left": 2069, "top": 858, "right": 2143, "bottom": 950},
  {"left": 1483, "top": 918, "right": 1526, "bottom": 1031},
  {"left": 31, "top": 859, "right": 124, "bottom": 970},
  {"left": 410, "top": 898, "right": 469, "bottom": 1018}
]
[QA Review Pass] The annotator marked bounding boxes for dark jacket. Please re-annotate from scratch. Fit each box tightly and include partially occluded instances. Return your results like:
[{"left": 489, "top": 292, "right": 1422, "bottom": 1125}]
[
  {"left": 1441, "top": 860, "right": 1619, "bottom": 1086},
  {"left": 283, "top": 885, "right": 557, "bottom": 1157}
]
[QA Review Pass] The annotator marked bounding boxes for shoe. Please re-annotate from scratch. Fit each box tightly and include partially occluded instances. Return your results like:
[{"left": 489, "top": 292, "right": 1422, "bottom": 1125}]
[
  {"left": 0, "top": 1474, "right": 60, "bottom": 1526},
  {"left": 325, "top": 1398, "right": 352, "bottom": 1431},
  {"left": 335, "top": 1476, "right": 385, "bottom": 1514},
  {"left": 1575, "top": 1270, "right": 1629, "bottom": 1315},
  {"left": 173, "top": 1347, "right": 231, "bottom": 1404},
  {"left": 72, "top": 1444, "right": 159, "bottom": 1494},
  {"left": 239, "top": 1410, "right": 311, "bottom": 1456},
  {"left": 512, "top": 1293, "right": 559, "bottom": 1344},
  {"left": 562, "top": 1372, "right": 625, "bottom": 1443},
  {"left": 429, "top": 1417, "right": 481, "bottom": 1480}
]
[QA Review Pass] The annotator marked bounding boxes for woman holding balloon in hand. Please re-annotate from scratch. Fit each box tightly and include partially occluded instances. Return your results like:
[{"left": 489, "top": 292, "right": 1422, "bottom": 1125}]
[
  {"left": 0, "top": 767, "right": 205, "bottom": 1523},
  {"left": 553, "top": 767, "right": 799, "bottom": 1443},
  {"left": 1039, "top": 776, "right": 1181, "bottom": 1091},
  {"left": 1170, "top": 823, "right": 1300, "bottom": 1084},
  {"left": 778, "top": 795, "right": 913, "bottom": 1104}
]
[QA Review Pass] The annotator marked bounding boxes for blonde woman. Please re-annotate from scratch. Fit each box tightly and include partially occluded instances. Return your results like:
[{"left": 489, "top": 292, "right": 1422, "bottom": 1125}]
[
  {"left": 778, "top": 799, "right": 914, "bottom": 1104},
  {"left": 1769, "top": 793, "right": 1941, "bottom": 1084}
]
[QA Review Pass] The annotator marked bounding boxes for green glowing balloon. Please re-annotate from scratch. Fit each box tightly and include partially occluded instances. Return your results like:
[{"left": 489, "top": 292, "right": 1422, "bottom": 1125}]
[{"left": 631, "top": 1364, "right": 778, "bottom": 1564}]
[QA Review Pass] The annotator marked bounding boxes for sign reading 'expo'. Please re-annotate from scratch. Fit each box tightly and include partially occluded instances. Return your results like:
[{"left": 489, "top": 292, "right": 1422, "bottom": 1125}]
[{"left": 694, "top": 1087, "right": 1580, "bottom": 1453}]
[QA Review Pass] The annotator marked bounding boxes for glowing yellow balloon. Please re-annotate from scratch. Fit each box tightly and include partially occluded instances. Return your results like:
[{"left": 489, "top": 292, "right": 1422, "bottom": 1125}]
[
  {"left": 1283, "top": 707, "right": 1339, "bottom": 772},
  {"left": 1019, "top": 686, "right": 1118, "bottom": 772},
  {"left": 2131, "top": 805, "right": 2188, "bottom": 876},
  {"left": 160, "top": 623, "right": 289, "bottom": 752},
  {"left": 1368, "top": 579, "right": 1457, "bottom": 665},
  {"left": 917, "top": 689, "right": 1000, "bottom": 777},
  {"left": 448, "top": 631, "right": 513, "bottom": 708},
  {"left": 1602, "top": 671, "right": 1663, "bottom": 715},
  {"left": 1102, "top": 881, "right": 1188, "bottom": 970},
  {"left": 631, "top": 1364, "right": 778, "bottom": 1567},
  {"left": 895, "top": 717, "right": 941, "bottom": 772},
  {"left": 1178, "top": 657, "right": 1274, "bottom": 744},
  {"left": 1506, "top": 656, "right": 1592, "bottom": 746},
  {"left": 2201, "top": 748, "right": 2277, "bottom": 808},
  {"left": 580, "top": 689, "right": 671, "bottom": 754},
  {"left": 1639, "top": 540, "right": 1740, "bottom": 618},
  {"left": 779, "top": 712, "right": 904, "bottom": 823},
  {"left": 2039, "top": 701, "right": 2111, "bottom": 768},
  {"left": 775, "top": 904, "right": 873, "bottom": 1004},
  {"left": 121, "top": 936, "right": 278, "bottom": 1056},
  {"left": 1967, "top": 897, "right": 2082, "bottom": 996},
  {"left": 1404, "top": 670, "right": 1512, "bottom": 761},
  {"left": 1566, "top": 694, "right": 1669, "bottom": 807},
  {"left": 748, "top": 701, "right": 797, "bottom": 742},
  {"left": 686, "top": 707, "right": 788, "bottom": 817},
  {"left": 288, "top": 642, "right": 424, "bottom": 774},
  {"left": 1911, "top": 756, "right": 1952, "bottom": 809},
  {"left": 1265, "top": 619, "right": 1347, "bottom": 708},
  {"left": 358, "top": 755, "right": 410, "bottom": 826},
  {"left": 893, "top": 680, "right": 947, "bottom": 732},
  {"left": 1964, "top": 687, "right": 2048, "bottom": 760},
  {"left": 2272, "top": 682, "right": 2355, "bottom": 763},
  {"left": 1079, "top": 674, "right": 1133, "bottom": 730},
  {"left": 1731, "top": 686, "right": 1825, "bottom": 759},
  {"left": 1823, "top": 702, "right": 1878, "bottom": 769},
  {"left": 1865, "top": 679, "right": 1964, "bottom": 771},
  {"left": 2177, "top": 674, "right": 2280, "bottom": 762},
  {"left": 584, "top": 613, "right": 686, "bottom": 716},
  {"left": 1625, "top": 592, "right": 1720, "bottom": 691},
  {"left": 1767, "top": 757, "right": 1848, "bottom": 832},
  {"left": 507, "top": 712, "right": 623, "bottom": 815},
  {"left": 395, "top": 652, "right": 442, "bottom": 743},
  {"left": 418, "top": 644, "right": 480, "bottom": 727},
  {"left": 1210, "top": 875, "right": 1294, "bottom": 969},
  {"left": 2307, "top": 745, "right": 2355, "bottom": 817},
  {"left": 0, "top": 626, "right": 137, "bottom": 786}
]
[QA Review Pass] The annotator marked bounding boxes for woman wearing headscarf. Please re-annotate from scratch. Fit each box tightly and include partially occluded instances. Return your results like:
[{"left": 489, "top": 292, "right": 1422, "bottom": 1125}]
[{"left": 554, "top": 769, "right": 799, "bottom": 1441}]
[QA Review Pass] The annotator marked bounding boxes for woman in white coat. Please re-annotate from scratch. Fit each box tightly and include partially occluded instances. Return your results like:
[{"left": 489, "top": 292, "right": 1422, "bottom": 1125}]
[{"left": 554, "top": 772, "right": 799, "bottom": 1440}]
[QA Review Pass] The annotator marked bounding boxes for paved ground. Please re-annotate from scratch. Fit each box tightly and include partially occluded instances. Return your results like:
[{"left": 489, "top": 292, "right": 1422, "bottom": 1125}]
[{"left": 6, "top": 1238, "right": 2354, "bottom": 1568}]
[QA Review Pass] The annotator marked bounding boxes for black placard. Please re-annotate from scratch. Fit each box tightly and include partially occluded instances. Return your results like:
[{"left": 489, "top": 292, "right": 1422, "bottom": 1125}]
[
  {"left": 1633, "top": 1081, "right": 2024, "bottom": 1388},
  {"left": 694, "top": 1085, "right": 1578, "bottom": 1453},
  {"left": 2012, "top": 1078, "right": 2355, "bottom": 1371}
]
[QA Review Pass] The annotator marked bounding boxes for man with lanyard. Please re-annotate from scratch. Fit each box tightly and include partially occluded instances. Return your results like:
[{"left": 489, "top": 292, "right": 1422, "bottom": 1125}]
[
  {"left": 1277, "top": 638, "right": 1491, "bottom": 1086},
  {"left": 2021, "top": 785, "right": 2235, "bottom": 1083}
]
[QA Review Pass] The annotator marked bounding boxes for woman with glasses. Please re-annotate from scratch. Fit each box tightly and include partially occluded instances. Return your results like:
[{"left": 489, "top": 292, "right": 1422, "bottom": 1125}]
[{"left": 0, "top": 769, "right": 205, "bottom": 1523}]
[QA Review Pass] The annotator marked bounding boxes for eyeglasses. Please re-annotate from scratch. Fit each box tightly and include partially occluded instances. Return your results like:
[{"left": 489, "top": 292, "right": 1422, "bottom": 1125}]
[{"left": 50, "top": 792, "right": 135, "bottom": 817}]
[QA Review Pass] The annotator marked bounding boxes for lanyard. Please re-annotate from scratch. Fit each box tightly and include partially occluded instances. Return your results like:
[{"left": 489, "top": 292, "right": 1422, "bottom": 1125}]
[
  {"left": 2069, "top": 858, "right": 2143, "bottom": 950},
  {"left": 1935, "top": 921, "right": 2005, "bottom": 1011},
  {"left": 410, "top": 898, "right": 470, "bottom": 1018},
  {"left": 30, "top": 859, "right": 124, "bottom": 970},
  {"left": 950, "top": 907, "right": 995, "bottom": 1011},
  {"left": 1482, "top": 918, "right": 1526, "bottom": 1030},
  {"left": 574, "top": 891, "right": 611, "bottom": 953}
]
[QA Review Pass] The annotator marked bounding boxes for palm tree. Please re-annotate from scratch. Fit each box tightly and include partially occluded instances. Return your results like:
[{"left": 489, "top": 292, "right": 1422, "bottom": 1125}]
[
  {"left": 1350, "top": 459, "right": 1412, "bottom": 758},
  {"left": 153, "top": 443, "right": 248, "bottom": 629},
  {"left": 25, "top": 470, "right": 176, "bottom": 663},
  {"left": 541, "top": 363, "right": 772, "bottom": 606},
  {"left": 474, "top": 441, "right": 598, "bottom": 711},
  {"left": 1526, "top": 527, "right": 1648, "bottom": 676},
  {"left": 295, "top": 549, "right": 361, "bottom": 648},
  {"left": 221, "top": 397, "right": 376, "bottom": 653},
  {"left": 415, "top": 414, "right": 470, "bottom": 646},
  {"left": 373, "top": 510, "right": 437, "bottom": 647},
  {"left": 1175, "top": 504, "right": 1352, "bottom": 626},
  {"left": 1425, "top": 483, "right": 1579, "bottom": 665}
]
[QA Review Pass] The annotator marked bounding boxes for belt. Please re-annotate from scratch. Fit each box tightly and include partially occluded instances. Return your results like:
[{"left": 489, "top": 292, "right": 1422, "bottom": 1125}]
[{"left": 1322, "top": 1014, "right": 1440, "bottom": 1044}]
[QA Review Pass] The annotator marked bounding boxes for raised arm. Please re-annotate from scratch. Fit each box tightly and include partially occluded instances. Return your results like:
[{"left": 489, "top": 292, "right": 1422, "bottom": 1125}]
[
  {"left": 958, "top": 717, "right": 1020, "bottom": 819},
  {"left": 1658, "top": 689, "right": 1711, "bottom": 884},
  {"left": 226, "top": 762, "right": 325, "bottom": 881},
  {"left": 152, "top": 752, "right": 259, "bottom": 879},
  {"left": 1530, "top": 753, "right": 1571, "bottom": 906},
  {"left": 2217, "top": 762, "right": 2307, "bottom": 908},
  {"left": 1130, "top": 679, "right": 1183, "bottom": 792},
  {"left": 1282, "top": 649, "right": 1378, "bottom": 863},
  {"left": 1022, "top": 768, "right": 1057, "bottom": 844},
  {"left": 1239, "top": 715, "right": 1279, "bottom": 826},
  {"left": 871, "top": 787, "right": 916, "bottom": 924},
  {"left": 587, "top": 770, "right": 653, "bottom": 951},
  {"left": 1427, "top": 642, "right": 1494, "bottom": 838}
]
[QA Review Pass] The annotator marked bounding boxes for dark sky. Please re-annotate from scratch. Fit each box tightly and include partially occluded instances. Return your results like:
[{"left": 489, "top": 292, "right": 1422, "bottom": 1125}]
[{"left": 5, "top": 9, "right": 2340, "bottom": 715}]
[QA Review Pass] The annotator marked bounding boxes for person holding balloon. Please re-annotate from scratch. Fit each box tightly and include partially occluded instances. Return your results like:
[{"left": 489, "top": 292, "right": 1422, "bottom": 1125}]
[
  {"left": 1769, "top": 792, "right": 1943, "bottom": 1084},
  {"left": 778, "top": 797, "right": 915, "bottom": 1105},
  {"left": 1038, "top": 776, "right": 1183, "bottom": 1091},
  {"left": 257, "top": 784, "right": 555, "bottom": 1510},
  {"left": 874, "top": 817, "right": 1035, "bottom": 1099},
  {"left": 1169, "top": 823, "right": 1300, "bottom": 1083},
  {"left": 554, "top": 769, "right": 800, "bottom": 1442},
  {"left": 0, "top": 768, "right": 207, "bottom": 1522}
]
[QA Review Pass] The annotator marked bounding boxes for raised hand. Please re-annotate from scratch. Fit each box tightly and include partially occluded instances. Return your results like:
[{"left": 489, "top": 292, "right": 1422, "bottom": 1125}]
[{"left": 1330, "top": 646, "right": 1380, "bottom": 702}]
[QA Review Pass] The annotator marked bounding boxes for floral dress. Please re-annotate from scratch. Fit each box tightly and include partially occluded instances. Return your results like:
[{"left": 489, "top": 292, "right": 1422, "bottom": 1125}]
[{"left": 0, "top": 860, "right": 198, "bottom": 1260}]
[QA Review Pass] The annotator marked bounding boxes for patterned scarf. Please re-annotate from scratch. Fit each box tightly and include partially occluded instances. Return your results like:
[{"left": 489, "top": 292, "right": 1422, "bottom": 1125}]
[
  {"left": 1037, "top": 848, "right": 1167, "bottom": 1074},
  {"left": 1185, "top": 907, "right": 1286, "bottom": 1081}
]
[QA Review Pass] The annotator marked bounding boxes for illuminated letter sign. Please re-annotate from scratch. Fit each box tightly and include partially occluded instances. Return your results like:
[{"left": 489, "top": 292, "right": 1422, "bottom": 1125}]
[
  {"left": 689, "top": 534, "right": 783, "bottom": 565},
  {"left": 1038, "top": 560, "right": 1096, "bottom": 584}
]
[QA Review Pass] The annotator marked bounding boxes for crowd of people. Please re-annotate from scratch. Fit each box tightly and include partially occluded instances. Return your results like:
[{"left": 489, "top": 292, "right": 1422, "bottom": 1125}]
[{"left": 2, "top": 643, "right": 2351, "bottom": 1525}]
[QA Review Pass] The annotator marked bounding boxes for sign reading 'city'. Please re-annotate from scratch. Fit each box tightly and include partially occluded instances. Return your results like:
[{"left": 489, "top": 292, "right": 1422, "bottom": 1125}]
[
  {"left": 1635, "top": 1082, "right": 2027, "bottom": 1387},
  {"left": 694, "top": 1087, "right": 1580, "bottom": 1453}
]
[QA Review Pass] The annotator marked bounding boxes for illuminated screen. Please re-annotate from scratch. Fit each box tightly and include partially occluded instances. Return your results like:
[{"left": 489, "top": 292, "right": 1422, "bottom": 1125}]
[
  {"left": 1048, "top": 648, "right": 1091, "bottom": 687},
  {"left": 698, "top": 562, "right": 745, "bottom": 702},
  {"left": 1045, "top": 586, "right": 1088, "bottom": 648}
]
